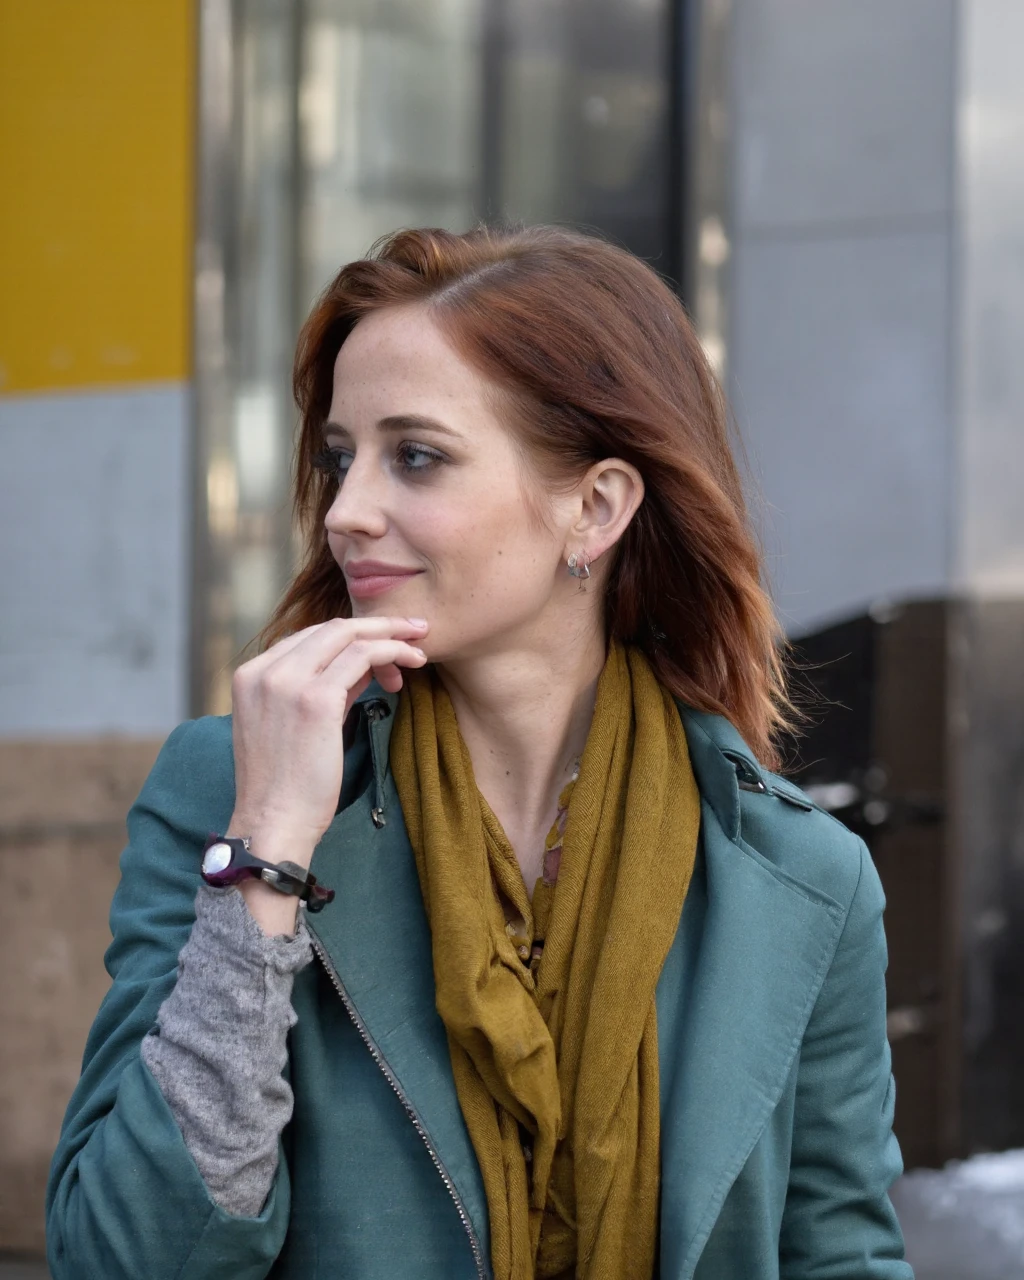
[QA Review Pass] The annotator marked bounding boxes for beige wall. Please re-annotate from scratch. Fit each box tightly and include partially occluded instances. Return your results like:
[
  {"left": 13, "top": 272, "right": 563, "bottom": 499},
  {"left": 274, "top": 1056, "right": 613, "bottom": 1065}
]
[{"left": 0, "top": 740, "right": 163, "bottom": 1254}]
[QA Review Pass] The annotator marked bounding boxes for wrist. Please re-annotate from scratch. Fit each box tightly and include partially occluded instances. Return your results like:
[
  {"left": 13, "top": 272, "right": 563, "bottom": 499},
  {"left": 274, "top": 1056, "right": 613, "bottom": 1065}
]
[
  {"left": 204, "top": 829, "right": 334, "bottom": 916},
  {"left": 238, "top": 876, "right": 302, "bottom": 937},
  {"left": 225, "top": 815, "right": 318, "bottom": 869}
]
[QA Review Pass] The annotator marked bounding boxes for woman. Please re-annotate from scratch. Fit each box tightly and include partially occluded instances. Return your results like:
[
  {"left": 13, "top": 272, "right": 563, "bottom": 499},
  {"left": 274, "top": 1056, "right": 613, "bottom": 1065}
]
[{"left": 47, "top": 226, "right": 912, "bottom": 1279}]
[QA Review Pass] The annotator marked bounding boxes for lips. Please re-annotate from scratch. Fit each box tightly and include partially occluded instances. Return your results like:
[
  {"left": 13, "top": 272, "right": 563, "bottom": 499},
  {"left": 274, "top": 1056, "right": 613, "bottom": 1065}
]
[
  {"left": 344, "top": 560, "right": 423, "bottom": 600},
  {"left": 345, "top": 560, "right": 422, "bottom": 581}
]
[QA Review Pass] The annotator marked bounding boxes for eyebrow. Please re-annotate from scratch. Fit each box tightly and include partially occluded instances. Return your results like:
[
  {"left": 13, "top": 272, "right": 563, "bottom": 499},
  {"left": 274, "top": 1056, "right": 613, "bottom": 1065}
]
[{"left": 323, "top": 413, "right": 463, "bottom": 441}]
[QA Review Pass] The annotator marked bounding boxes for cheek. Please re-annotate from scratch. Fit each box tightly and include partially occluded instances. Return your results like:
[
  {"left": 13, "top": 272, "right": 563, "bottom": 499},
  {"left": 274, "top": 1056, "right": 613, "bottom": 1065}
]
[
  {"left": 434, "top": 494, "right": 556, "bottom": 607},
  {"left": 407, "top": 482, "right": 522, "bottom": 562},
  {"left": 448, "top": 488, "right": 534, "bottom": 558}
]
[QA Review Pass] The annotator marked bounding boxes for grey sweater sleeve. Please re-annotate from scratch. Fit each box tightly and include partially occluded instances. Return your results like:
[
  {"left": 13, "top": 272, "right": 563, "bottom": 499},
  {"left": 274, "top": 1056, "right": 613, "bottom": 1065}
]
[{"left": 140, "top": 883, "right": 313, "bottom": 1217}]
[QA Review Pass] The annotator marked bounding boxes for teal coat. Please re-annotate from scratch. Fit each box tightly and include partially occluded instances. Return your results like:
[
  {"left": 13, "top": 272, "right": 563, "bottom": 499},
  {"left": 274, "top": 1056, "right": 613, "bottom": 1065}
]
[{"left": 47, "top": 688, "right": 912, "bottom": 1279}]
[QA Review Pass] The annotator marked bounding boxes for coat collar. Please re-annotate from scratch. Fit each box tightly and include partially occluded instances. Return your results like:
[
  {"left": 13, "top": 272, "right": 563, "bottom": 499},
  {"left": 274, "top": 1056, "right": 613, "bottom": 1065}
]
[
  {"left": 308, "top": 686, "right": 845, "bottom": 1279},
  {"left": 345, "top": 684, "right": 769, "bottom": 841}
]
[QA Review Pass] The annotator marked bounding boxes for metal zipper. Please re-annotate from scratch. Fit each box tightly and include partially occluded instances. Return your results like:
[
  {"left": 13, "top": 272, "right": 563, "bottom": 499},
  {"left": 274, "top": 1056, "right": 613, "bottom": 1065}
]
[{"left": 308, "top": 932, "right": 489, "bottom": 1280}]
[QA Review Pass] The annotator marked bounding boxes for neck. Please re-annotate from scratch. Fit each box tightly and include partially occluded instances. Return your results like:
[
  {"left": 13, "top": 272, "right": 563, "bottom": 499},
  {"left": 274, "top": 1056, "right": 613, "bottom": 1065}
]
[{"left": 435, "top": 627, "right": 607, "bottom": 876}]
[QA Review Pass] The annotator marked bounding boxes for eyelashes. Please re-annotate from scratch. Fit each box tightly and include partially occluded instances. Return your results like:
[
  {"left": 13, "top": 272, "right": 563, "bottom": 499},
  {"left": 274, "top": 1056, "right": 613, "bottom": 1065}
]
[
  {"left": 311, "top": 442, "right": 446, "bottom": 482},
  {"left": 311, "top": 445, "right": 352, "bottom": 482}
]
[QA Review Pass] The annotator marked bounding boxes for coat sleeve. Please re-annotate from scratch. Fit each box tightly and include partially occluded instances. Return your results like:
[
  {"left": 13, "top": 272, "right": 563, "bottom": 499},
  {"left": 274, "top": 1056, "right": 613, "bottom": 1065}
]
[
  {"left": 45, "top": 718, "right": 292, "bottom": 1280},
  {"left": 779, "top": 836, "right": 914, "bottom": 1279}
]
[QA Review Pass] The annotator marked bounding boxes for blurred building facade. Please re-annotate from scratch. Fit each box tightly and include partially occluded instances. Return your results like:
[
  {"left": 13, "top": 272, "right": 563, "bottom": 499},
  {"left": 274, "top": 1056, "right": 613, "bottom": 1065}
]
[
  {"left": 1, "top": 0, "right": 1023, "bottom": 1258},
  {"left": 189, "top": 0, "right": 688, "bottom": 715},
  {"left": 0, "top": 1, "right": 195, "bottom": 1253},
  {"left": 724, "top": 0, "right": 1024, "bottom": 1171}
]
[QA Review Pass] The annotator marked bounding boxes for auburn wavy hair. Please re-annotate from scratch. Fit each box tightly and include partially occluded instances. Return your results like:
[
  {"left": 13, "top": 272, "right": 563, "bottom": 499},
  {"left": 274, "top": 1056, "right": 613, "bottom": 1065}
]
[{"left": 263, "top": 224, "right": 792, "bottom": 767}]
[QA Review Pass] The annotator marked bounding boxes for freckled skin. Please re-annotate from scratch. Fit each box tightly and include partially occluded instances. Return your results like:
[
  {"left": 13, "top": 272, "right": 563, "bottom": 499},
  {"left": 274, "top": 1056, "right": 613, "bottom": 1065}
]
[
  {"left": 321, "top": 304, "right": 644, "bottom": 884},
  {"left": 323, "top": 306, "right": 577, "bottom": 665}
]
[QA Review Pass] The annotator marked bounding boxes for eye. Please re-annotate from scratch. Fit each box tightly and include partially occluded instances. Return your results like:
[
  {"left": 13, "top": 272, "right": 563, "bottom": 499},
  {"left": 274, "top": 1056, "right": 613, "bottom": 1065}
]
[
  {"left": 311, "top": 445, "right": 353, "bottom": 483},
  {"left": 396, "top": 442, "right": 445, "bottom": 475}
]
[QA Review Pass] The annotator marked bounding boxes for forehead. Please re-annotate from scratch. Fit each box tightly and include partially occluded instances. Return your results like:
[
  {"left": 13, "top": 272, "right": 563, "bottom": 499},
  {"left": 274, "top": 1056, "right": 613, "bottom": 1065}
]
[{"left": 330, "top": 306, "right": 497, "bottom": 423}]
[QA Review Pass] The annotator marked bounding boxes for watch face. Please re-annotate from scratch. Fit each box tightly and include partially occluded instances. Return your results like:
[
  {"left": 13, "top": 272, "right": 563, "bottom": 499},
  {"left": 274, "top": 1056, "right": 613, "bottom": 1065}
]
[{"left": 202, "top": 841, "right": 233, "bottom": 875}]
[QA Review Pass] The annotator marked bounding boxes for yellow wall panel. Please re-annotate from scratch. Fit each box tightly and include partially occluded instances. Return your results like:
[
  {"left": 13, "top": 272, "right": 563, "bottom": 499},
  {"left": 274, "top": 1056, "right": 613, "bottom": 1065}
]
[{"left": 0, "top": 2, "right": 195, "bottom": 394}]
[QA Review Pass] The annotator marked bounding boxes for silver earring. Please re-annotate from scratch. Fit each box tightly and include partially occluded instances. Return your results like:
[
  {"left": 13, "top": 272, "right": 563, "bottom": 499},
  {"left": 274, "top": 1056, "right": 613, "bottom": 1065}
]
[{"left": 567, "top": 551, "right": 591, "bottom": 591}]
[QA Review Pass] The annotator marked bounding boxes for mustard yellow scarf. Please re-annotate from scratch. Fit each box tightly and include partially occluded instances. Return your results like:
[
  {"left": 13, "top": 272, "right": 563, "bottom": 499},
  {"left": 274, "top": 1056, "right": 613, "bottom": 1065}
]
[{"left": 391, "top": 642, "right": 701, "bottom": 1280}]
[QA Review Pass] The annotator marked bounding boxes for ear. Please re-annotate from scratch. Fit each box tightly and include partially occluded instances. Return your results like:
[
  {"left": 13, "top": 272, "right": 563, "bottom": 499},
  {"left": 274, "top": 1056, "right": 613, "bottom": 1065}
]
[{"left": 569, "top": 458, "right": 645, "bottom": 565}]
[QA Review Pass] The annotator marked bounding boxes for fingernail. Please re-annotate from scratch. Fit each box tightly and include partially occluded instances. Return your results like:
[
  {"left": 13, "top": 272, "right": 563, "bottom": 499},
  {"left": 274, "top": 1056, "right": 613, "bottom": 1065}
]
[
  {"left": 412, "top": 648, "right": 427, "bottom": 660},
  {"left": 406, "top": 617, "right": 428, "bottom": 627}
]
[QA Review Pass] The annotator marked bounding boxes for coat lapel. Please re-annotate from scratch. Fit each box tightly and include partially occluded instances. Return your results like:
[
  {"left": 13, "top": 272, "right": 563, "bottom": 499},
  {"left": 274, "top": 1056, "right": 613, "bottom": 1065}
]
[
  {"left": 304, "top": 693, "right": 491, "bottom": 1271},
  {"left": 655, "top": 710, "right": 848, "bottom": 1279}
]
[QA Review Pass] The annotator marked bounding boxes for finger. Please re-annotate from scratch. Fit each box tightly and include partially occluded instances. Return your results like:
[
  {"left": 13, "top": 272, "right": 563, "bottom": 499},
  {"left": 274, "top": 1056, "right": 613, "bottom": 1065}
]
[
  {"left": 341, "top": 662, "right": 409, "bottom": 720},
  {"left": 284, "top": 616, "right": 428, "bottom": 675},
  {"left": 369, "top": 663, "right": 405, "bottom": 694},
  {"left": 240, "top": 620, "right": 332, "bottom": 677},
  {"left": 317, "top": 637, "right": 428, "bottom": 707},
  {"left": 261, "top": 616, "right": 428, "bottom": 681}
]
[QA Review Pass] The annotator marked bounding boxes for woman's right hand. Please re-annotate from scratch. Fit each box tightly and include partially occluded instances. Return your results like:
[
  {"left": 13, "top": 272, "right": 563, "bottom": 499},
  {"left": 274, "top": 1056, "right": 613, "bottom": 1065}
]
[{"left": 225, "top": 615, "right": 429, "bottom": 934}]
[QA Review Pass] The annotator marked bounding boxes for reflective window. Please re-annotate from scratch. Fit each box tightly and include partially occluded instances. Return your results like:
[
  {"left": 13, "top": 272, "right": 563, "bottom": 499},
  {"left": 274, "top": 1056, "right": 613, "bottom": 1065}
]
[
  {"left": 299, "top": 0, "right": 484, "bottom": 304},
  {"left": 493, "top": 0, "right": 672, "bottom": 267},
  {"left": 193, "top": 0, "right": 682, "bottom": 712}
]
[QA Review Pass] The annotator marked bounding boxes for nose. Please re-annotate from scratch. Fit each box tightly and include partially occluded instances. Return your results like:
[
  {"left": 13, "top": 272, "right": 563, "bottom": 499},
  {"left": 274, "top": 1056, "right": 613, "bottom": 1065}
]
[{"left": 323, "top": 454, "right": 389, "bottom": 540}]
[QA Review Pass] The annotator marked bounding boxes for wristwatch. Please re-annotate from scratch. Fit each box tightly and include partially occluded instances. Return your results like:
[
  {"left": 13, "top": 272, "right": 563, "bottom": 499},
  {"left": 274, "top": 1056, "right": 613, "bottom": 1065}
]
[{"left": 200, "top": 834, "right": 335, "bottom": 912}]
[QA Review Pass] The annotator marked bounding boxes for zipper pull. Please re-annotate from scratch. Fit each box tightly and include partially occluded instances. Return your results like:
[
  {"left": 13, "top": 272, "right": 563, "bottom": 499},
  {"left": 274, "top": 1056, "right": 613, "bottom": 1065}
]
[{"left": 364, "top": 698, "right": 392, "bottom": 827}]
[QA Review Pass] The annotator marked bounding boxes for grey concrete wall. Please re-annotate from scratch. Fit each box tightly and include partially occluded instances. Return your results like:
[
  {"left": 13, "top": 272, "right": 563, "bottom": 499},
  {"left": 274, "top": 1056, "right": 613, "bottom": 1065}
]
[
  {"left": 727, "top": 0, "right": 959, "bottom": 633},
  {"left": 955, "top": 0, "right": 1024, "bottom": 596},
  {"left": 0, "top": 384, "right": 190, "bottom": 736}
]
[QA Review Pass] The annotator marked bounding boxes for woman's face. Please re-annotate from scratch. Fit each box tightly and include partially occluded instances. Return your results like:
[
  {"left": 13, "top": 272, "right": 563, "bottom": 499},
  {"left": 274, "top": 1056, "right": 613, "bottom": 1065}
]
[{"left": 322, "top": 305, "right": 577, "bottom": 662}]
